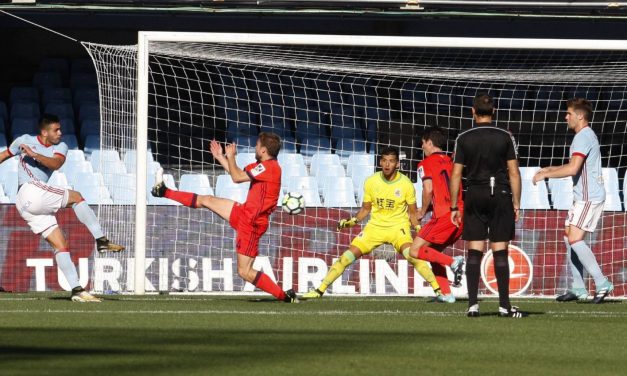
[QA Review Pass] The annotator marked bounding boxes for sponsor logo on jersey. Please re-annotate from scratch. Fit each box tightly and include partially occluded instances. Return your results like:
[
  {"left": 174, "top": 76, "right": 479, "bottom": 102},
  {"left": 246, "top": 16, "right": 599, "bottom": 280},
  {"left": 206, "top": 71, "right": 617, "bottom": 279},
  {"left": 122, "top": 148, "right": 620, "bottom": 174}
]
[
  {"left": 480, "top": 244, "right": 533, "bottom": 296},
  {"left": 417, "top": 166, "right": 425, "bottom": 179},
  {"left": 251, "top": 163, "right": 266, "bottom": 177},
  {"left": 394, "top": 189, "right": 401, "bottom": 198}
]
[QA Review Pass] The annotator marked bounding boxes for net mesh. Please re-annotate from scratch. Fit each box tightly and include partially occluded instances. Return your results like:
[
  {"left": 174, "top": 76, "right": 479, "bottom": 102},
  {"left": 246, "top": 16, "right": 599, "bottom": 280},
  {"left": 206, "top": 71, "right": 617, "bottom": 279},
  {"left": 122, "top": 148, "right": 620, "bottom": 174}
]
[{"left": 83, "top": 39, "right": 627, "bottom": 297}]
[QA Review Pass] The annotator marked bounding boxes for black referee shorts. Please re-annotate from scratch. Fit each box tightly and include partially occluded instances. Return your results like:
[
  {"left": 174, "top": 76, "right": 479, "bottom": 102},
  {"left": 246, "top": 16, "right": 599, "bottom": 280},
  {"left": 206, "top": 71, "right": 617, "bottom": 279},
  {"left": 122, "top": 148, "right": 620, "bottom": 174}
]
[{"left": 462, "top": 186, "right": 515, "bottom": 242}]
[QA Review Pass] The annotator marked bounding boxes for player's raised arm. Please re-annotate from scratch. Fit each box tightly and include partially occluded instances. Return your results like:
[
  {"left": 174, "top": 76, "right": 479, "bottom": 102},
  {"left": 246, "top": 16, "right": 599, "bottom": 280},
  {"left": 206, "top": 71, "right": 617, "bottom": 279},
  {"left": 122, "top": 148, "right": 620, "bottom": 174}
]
[
  {"left": 224, "top": 143, "right": 250, "bottom": 183},
  {"left": 19, "top": 144, "right": 65, "bottom": 171}
]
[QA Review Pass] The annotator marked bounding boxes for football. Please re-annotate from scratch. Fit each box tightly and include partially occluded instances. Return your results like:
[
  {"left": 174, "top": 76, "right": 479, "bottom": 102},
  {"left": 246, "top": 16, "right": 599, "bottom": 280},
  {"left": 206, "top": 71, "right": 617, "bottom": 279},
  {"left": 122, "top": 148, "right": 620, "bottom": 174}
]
[{"left": 282, "top": 192, "right": 305, "bottom": 215}]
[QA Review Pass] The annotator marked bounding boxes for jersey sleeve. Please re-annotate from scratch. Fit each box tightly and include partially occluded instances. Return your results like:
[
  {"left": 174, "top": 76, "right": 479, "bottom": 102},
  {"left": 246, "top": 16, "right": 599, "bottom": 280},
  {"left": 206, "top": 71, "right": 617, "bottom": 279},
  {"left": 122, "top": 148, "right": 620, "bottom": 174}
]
[
  {"left": 453, "top": 136, "right": 464, "bottom": 164},
  {"left": 245, "top": 161, "right": 279, "bottom": 183},
  {"left": 7, "top": 135, "right": 25, "bottom": 156},
  {"left": 417, "top": 159, "right": 432, "bottom": 181},
  {"left": 405, "top": 179, "right": 417, "bottom": 205},
  {"left": 362, "top": 177, "right": 373, "bottom": 203},
  {"left": 54, "top": 142, "right": 68, "bottom": 158},
  {"left": 571, "top": 132, "right": 591, "bottom": 159},
  {"left": 505, "top": 131, "right": 519, "bottom": 160}
]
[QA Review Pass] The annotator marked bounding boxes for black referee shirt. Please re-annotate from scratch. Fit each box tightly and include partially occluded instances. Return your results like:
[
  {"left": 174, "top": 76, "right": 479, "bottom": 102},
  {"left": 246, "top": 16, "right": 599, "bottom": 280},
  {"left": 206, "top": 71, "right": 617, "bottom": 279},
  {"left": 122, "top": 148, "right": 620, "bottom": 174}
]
[{"left": 453, "top": 122, "right": 518, "bottom": 187}]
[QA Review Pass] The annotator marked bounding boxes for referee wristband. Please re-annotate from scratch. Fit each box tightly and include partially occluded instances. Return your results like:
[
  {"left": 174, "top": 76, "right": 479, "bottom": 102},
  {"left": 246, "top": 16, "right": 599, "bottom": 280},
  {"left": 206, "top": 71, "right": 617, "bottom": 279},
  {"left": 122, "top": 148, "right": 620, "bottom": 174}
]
[{"left": 450, "top": 206, "right": 459, "bottom": 211}]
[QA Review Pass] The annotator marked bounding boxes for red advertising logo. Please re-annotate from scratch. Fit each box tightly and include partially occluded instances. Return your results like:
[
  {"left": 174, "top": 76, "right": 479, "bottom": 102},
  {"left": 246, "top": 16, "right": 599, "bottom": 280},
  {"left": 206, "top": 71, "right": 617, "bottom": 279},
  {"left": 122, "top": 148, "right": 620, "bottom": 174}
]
[{"left": 480, "top": 245, "right": 533, "bottom": 296}]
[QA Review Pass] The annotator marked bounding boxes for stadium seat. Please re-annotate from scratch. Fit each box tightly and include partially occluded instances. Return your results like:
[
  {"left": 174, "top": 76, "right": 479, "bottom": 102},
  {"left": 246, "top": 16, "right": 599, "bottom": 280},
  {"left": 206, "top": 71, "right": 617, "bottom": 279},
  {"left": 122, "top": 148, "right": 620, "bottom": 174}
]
[
  {"left": 63, "top": 134, "right": 79, "bottom": 150},
  {"left": 281, "top": 136, "right": 297, "bottom": 153},
  {"left": 519, "top": 167, "right": 551, "bottom": 209},
  {"left": 602, "top": 168, "right": 622, "bottom": 211},
  {"left": 107, "top": 173, "right": 136, "bottom": 205},
  {"left": 39, "top": 58, "right": 70, "bottom": 83},
  {"left": 0, "top": 185, "right": 10, "bottom": 204},
  {"left": 352, "top": 168, "right": 372, "bottom": 201},
  {"left": 1, "top": 174, "right": 18, "bottom": 203},
  {"left": 287, "top": 176, "right": 322, "bottom": 207},
  {"left": 90, "top": 149, "right": 121, "bottom": 173},
  {"left": 33, "top": 72, "right": 63, "bottom": 90},
  {"left": 83, "top": 135, "right": 101, "bottom": 154},
  {"left": 10, "top": 87, "right": 39, "bottom": 105},
  {"left": 179, "top": 174, "right": 214, "bottom": 196},
  {"left": 320, "top": 176, "right": 353, "bottom": 195},
  {"left": 548, "top": 177, "right": 574, "bottom": 210},
  {"left": 0, "top": 156, "right": 19, "bottom": 195},
  {"left": 347, "top": 153, "right": 375, "bottom": 175},
  {"left": 78, "top": 103, "right": 100, "bottom": 124},
  {"left": 71, "top": 58, "right": 95, "bottom": 75},
  {"left": 281, "top": 163, "right": 308, "bottom": 192},
  {"left": 123, "top": 149, "right": 155, "bottom": 174},
  {"left": 75, "top": 181, "right": 113, "bottom": 205},
  {"left": 235, "top": 152, "right": 257, "bottom": 168},
  {"left": 234, "top": 136, "right": 257, "bottom": 153},
  {"left": 0, "top": 118, "right": 6, "bottom": 134},
  {"left": 310, "top": 153, "right": 342, "bottom": 176},
  {"left": 58, "top": 117, "right": 76, "bottom": 134},
  {"left": 278, "top": 153, "right": 305, "bottom": 169},
  {"left": 72, "top": 88, "right": 99, "bottom": 112},
  {"left": 0, "top": 101, "right": 7, "bottom": 122},
  {"left": 66, "top": 149, "right": 86, "bottom": 162},
  {"left": 336, "top": 138, "right": 368, "bottom": 159},
  {"left": 48, "top": 171, "right": 71, "bottom": 189},
  {"left": 10, "top": 102, "right": 40, "bottom": 122},
  {"left": 80, "top": 118, "right": 100, "bottom": 141},
  {"left": 323, "top": 188, "right": 357, "bottom": 208},
  {"left": 0, "top": 133, "right": 7, "bottom": 150},
  {"left": 414, "top": 181, "right": 423, "bottom": 208},
  {"left": 11, "top": 118, "right": 39, "bottom": 138},
  {"left": 215, "top": 175, "right": 249, "bottom": 203},
  {"left": 70, "top": 72, "right": 98, "bottom": 90},
  {"left": 42, "top": 88, "right": 72, "bottom": 108},
  {"left": 61, "top": 160, "right": 94, "bottom": 184},
  {"left": 44, "top": 103, "right": 74, "bottom": 120},
  {"left": 299, "top": 137, "right": 332, "bottom": 161}
]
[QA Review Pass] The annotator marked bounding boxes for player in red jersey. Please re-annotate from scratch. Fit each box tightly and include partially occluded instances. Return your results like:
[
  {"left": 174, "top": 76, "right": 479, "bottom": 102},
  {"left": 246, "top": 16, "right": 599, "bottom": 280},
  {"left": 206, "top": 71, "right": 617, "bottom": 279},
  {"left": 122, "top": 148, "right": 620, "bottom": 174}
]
[
  {"left": 410, "top": 127, "right": 465, "bottom": 303},
  {"left": 151, "top": 132, "right": 297, "bottom": 302}
]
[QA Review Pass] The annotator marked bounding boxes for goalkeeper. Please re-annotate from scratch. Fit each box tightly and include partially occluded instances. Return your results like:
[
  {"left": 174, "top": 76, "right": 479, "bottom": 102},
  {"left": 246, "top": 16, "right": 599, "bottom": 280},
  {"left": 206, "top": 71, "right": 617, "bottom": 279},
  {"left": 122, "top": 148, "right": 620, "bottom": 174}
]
[{"left": 302, "top": 147, "right": 442, "bottom": 299}]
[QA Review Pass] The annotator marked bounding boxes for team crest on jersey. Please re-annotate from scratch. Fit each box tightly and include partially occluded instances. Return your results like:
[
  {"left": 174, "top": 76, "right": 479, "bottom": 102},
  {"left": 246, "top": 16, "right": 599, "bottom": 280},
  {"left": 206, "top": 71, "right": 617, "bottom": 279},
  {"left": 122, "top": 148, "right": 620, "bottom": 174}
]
[
  {"left": 251, "top": 163, "right": 266, "bottom": 177},
  {"left": 394, "top": 189, "right": 401, "bottom": 198}
]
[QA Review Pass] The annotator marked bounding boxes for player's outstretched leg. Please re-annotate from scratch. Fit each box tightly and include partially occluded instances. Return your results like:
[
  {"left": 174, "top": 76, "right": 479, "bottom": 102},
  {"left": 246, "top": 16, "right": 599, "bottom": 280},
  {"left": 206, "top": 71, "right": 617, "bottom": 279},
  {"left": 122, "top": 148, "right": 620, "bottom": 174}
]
[
  {"left": 302, "top": 249, "right": 357, "bottom": 299},
  {"left": 151, "top": 168, "right": 198, "bottom": 207},
  {"left": 69, "top": 192, "right": 125, "bottom": 253},
  {"left": 151, "top": 167, "right": 167, "bottom": 197}
]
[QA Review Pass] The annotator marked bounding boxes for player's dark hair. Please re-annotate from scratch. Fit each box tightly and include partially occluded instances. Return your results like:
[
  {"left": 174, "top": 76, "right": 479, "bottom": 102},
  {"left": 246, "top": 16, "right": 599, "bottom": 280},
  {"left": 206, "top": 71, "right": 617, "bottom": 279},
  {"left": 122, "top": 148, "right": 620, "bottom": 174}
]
[
  {"left": 258, "top": 132, "right": 281, "bottom": 158},
  {"left": 422, "top": 127, "right": 446, "bottom": 149},
  {"left": 379, "top": 146, "right": 399, "bottom": 161},
  {"left": 39, "top": 113, "right": 60, "bottom": 130},
  {"left": 473, "top": 94, "right": 494, "bottom": 117},
  {"left": 566, "top": 98, "right": 593, "bottom": 121}
]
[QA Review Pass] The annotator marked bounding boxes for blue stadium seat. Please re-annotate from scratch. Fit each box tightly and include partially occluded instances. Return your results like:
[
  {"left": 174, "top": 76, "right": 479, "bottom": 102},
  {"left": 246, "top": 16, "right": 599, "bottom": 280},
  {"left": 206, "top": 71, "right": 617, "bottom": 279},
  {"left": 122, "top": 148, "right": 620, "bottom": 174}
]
[
  {"left": 80, "top": 118, "right": 100, "bottom": 142},
  {"left": 0, "top": 118, "right": 6, "bottom": 134},
  {"left": 299, "top": 137, "right": 332, "bottom": 160},
  {"left": 73, "top": 87, "right": 99, "bottom": 109},
  {"left": 336, "top": 139, "right": 367, "bottom": 159},
  {"left": 234, "top": 136, "right": 257, "bottom": 153},
  {"left": 11, "top": 118, "right": 39, "bottom": 138},
  {"left": 78, "top": 103, "right": 100, "bottom": 124},
  {"left": 10, "top": 87, "right": 39, "bottom": 105},
  {"left": 70, "top": 72, "right": 98, "bottom": 90},
  {"left": 401, "top": 83, "right": 429, "bottom": 113},
  {"left": 42, "top": 88, "right": 72, "bottom": 108},
  {"left": 10, "top": 102, "right": 40, "bottom": 122},
  {"left": 63, "top": 134, "right": 79, "bottom": 150},
  {"left": 71, "top": 58, "right": 95, "bottom": 75},
  {"left": 281, "top": 136, "right": 297, "bottom": 153},
  {"left": 179, "top": 174, "right": 214, "bottom": 196},
  {"left": 58, "top": 117, "right": 76, "bottom": 134},
  {"left": 83, "top": 135, "right": 100, "bottom": 154},
  {"left": 40, "top": 58, "right": 70, "bottom": 83},
  {"left": 33, "top": 72, "right": 63, "bottom": 90},
  {"left": 45, "top": 103, "right": 74, "bottom": 120},
  {"left": 0, "top": 101, "right": 7, "bottom": 122}
]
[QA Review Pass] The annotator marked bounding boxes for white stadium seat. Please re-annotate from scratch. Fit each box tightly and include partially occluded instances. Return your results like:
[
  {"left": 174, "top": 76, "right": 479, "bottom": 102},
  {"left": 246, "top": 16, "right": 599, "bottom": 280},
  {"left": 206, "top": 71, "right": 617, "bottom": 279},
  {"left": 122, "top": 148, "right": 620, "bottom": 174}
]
[
  {"left": 215, "top": 175, "right": 249, "bottom": 203},
  {"left": 520, "top": 167, "right": 551, "bottom": 209},
  {"left": 90, "top": 149, "right": 121, "bottom": 173},
  {"left": 323, "top": 188, "right": 357, "bottom": 208},
  {"left": 310, "top": 153, "right": 341, "bottom": 176},
  {"left": 179, "top": 174, "right": 214, "bottom": 196},
  {"left": 123, "top": 149, "right": 155, "bottom": 174},
  {"left": 287, "top": 176, "right": 321, "bottom": 207},
  {"left": 548, "top": 177, "right": 574, "bottom": 210},
  {"left": 236, "top": 152, "right": 257, "bottom": 168},
  {"left": 346, "top": 153, "right": 375, "bottom": 176},
  {"left": 602, "top": 168, "right": 622, "bottom": 211}
]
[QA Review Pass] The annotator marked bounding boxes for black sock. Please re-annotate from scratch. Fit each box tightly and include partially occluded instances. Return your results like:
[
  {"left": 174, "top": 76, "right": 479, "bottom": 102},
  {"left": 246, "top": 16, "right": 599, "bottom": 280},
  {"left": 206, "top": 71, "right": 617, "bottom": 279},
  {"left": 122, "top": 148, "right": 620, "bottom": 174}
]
[
  {"left": 493, "top": 249, "right": 511, "bottom": 310},
  {"left": 466, "top": 249, "right": 483, "bottom": 307}
]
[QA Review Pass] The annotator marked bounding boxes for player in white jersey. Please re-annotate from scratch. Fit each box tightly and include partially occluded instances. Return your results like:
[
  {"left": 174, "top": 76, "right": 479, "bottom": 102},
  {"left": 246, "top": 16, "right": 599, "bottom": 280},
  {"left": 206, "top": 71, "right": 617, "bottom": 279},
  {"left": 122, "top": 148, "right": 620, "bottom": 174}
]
[
  {"left": 0, "top": 114, "right": 124, "bottom": 302},
  {"left": 533, "top": 98, "right": 613, "bottom": 303}
]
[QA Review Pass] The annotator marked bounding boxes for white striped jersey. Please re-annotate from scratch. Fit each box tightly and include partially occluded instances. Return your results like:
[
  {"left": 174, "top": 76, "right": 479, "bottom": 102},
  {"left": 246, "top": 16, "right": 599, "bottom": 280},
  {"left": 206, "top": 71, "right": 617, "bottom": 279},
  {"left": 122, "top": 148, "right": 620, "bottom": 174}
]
[
  {"left": 571, "top": 126, "right": 605, "bottom": 202},
  {"left": 8, "top": 134, "right": 68, "bottom": 186}
]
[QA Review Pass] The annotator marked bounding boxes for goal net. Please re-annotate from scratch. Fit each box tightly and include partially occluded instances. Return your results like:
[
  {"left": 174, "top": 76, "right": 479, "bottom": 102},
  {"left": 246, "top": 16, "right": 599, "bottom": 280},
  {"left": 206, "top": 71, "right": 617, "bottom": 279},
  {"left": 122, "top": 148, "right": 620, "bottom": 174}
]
[{"left": 83, "top": 33, "right": 627, "bottom": 298}]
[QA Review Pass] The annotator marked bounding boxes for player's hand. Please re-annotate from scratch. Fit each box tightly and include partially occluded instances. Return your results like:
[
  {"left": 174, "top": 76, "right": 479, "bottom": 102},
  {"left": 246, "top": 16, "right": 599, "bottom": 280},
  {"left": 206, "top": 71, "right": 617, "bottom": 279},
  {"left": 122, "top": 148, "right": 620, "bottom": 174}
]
[
  {"left": 451, "top": 210, "right": 461, "bottom": 228},
  {"left": 513, "top": 207, "right": 520, "bottom": 223},
  {"left": 532, "top": 171, "right": 544, "bottom": 185},
  {"left": 225, "top": 143, "right": 237, "bottom": 159},
  {"left": 337, "top": 217, "right": 359, "bottom": 231},
  {"left": 19, "top": 144, "right": 36, "bottom": 158},
  {"left": 209, "top": 140, "right": 224, "bottom": 160}
]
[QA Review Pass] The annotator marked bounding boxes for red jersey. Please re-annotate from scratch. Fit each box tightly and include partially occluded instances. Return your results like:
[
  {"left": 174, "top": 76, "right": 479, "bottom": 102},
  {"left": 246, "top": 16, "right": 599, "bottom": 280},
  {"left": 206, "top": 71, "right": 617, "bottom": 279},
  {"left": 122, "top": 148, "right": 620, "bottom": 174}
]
[
  {"left": 242, "top": 159, "right": 281, "bottom": 225},
  {"left": 417, "top": 152, "right": 463, "bottom": 219}
]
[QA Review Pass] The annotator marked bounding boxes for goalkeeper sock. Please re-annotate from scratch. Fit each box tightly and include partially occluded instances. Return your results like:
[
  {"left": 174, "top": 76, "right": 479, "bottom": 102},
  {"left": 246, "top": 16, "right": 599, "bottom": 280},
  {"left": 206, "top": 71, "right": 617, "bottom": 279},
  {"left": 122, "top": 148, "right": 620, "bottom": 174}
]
[
  {"left": 164, "top": 189, "right": 198, "bottom": 208},
  {"left": 431, "top": 263, "right": 451, "bottom": 295},
  {"left": 54, "top": 249, "right": 80, "bottom": 289},
  {"left": 403, "top": 248, "right": 440, "bottom": 292},
  {"left": 417, "top": 246, "right": 454, "bottom": 267},
  {"left": 319, "top": 250, "right": 355, "bottom": 293},
  {"left": 570, "top": 240, "right": 606, "bottom": 286},
  {"left": 72, "top": 200, "right": 104, "bottom": 239},
  {"left": 253, "top": 271, "right": 286, "bottom": 301},
  {"left": 493, "top": 249, "right": 511, "bottom": 310},
  {"left": 466, "top": 249, "right": 483, "bottom": 307},
  {"left": 564, "top": 236, "right": 586, "bottom": 290}
]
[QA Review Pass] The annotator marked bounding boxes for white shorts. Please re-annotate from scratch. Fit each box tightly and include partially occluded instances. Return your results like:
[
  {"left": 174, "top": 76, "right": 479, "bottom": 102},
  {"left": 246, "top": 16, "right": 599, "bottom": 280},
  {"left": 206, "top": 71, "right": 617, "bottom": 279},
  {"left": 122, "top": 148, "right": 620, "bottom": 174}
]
[
  {"left": 15, "top": 181, "right": 69, "bottom": 237},
  {"left": 565, "top": 201, "right": 604, "bottom": 232}
]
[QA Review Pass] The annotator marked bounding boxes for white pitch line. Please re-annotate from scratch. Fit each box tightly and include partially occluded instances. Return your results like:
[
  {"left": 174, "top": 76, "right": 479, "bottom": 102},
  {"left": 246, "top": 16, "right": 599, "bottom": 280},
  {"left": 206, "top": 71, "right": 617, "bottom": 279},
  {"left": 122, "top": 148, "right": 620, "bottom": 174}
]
[{"left": 0, "top": 309, "right": 625, "bottom": 318}]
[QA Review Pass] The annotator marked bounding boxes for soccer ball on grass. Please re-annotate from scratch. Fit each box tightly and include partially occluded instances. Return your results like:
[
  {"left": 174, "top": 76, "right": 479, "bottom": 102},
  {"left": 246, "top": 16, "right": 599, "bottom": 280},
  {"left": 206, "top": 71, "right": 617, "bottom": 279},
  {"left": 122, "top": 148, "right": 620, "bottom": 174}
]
[{"left": 282, "top": 192, "right": 305, "bottom": 215}]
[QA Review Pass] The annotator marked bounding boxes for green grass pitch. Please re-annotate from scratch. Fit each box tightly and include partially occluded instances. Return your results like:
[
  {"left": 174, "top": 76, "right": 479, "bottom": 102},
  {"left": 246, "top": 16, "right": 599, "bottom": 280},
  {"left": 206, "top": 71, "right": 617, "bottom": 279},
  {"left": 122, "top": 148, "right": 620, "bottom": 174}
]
[{"left": 0, "top": 293, "right": 625, "bottom": 376}]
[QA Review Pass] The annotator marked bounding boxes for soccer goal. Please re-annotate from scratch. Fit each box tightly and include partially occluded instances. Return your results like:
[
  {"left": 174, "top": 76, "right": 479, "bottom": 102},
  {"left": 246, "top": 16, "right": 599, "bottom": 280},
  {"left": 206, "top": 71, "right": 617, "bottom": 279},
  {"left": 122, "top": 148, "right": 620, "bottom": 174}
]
[{"left": 82, "top": 33, "right": 627, "bottom": 298}]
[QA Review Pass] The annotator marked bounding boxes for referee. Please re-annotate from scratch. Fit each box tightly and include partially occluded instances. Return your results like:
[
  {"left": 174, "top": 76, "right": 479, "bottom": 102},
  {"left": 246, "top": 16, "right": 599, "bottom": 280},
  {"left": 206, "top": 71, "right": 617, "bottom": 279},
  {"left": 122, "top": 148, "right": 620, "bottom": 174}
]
[{"left": 449, "top": 94, "right": 527, "bottom": 318}]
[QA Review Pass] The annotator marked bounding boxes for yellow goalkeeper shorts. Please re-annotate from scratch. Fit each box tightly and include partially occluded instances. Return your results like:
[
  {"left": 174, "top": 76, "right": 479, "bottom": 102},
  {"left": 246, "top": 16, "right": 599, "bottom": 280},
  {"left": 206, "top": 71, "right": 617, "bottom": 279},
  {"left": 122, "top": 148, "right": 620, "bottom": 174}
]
[{"left": 351, "top": 223, "right": 413, "bottom": 255}]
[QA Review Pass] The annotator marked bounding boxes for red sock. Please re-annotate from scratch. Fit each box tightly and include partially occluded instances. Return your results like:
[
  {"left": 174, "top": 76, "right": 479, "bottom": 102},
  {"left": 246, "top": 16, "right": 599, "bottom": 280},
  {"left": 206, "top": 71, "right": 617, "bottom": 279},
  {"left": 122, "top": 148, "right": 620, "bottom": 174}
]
[
  {"left": 418, "top": 246, "right": 454, "bottom": 267},
  {"left": 164, "top": 188, "right": 198, "bottom": 208},
  {"left": 253, "top": 272, "right": 286, "bottom": 301},
  {"left": 432, "top": 263, "right": 451, "bottom": 294}
]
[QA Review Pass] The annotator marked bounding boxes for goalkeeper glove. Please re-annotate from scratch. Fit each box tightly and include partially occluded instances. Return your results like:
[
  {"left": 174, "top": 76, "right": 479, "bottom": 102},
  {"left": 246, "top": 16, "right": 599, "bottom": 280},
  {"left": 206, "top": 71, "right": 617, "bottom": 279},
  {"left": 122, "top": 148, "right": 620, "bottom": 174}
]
[
  {"left": 337, "top": 217, "right": 359, "bottom": 230},
  {"left": 414, "top": 224, "right": 421, "bottom": 233}
]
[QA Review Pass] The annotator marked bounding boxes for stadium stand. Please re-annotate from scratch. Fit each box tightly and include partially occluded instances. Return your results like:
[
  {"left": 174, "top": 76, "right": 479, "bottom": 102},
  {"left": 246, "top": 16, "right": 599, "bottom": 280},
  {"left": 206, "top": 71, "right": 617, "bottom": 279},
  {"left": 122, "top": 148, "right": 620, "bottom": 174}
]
[
  {"left": 287, "top": 176, "right": 322, "bottom": 207},
  {"left": 42, "top": 88, "right": 72, "bottom": 108},
  {"left": 10, "top": 102, "right": 40, "bottom": 122},
  {"left": 10, "top": 86, "right": 39, "bottom": 105},
  {"left": 215, "top": 174, "right": 249, "bottom": 203},
  {"left": 548, "top": 177, "right": 574, "bottom": 210},
  {"left": 602, "top": 167, "right": 622, "bottom": 211},
  {"left": 39, "top": 58, "right": 70, "bottom": 84},
  {"left": 520, "top": 167, "right": 551, "bottom": 210},
  {"left": 32, "top": 72, "right": 63, "bottom": 90},
  {"left": 310, "top": 153, "right": 342, "bottom": 176},
  {"left": 179, "top": 174, "right": 214, "bottom": 196}
]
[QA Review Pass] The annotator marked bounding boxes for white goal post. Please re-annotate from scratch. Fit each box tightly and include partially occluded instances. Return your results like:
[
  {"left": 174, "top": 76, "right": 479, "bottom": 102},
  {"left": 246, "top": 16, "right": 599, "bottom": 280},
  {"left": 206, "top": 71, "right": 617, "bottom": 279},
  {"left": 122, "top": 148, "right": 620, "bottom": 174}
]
[{"left": 115, "top": 32, "right": 627, "bottom": 295}]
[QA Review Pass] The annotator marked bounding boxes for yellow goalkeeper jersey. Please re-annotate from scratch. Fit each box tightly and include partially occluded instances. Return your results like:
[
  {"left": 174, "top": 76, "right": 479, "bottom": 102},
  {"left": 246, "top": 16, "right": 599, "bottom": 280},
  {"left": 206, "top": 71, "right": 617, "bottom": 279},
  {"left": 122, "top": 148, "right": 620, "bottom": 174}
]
[{"left": 363, "top": 171, "right": 416, "bottom": 228}]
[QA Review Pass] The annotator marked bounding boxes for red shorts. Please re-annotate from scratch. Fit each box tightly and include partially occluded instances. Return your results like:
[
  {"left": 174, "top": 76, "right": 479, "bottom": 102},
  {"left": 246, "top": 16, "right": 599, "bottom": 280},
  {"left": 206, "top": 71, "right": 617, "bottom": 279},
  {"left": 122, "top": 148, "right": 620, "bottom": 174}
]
[
  {"left": 228, "top": 203, "right": 268, "bottom": 257},
  {"left": 418, "top": 214, "right": 463, "bottom": 246}
]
